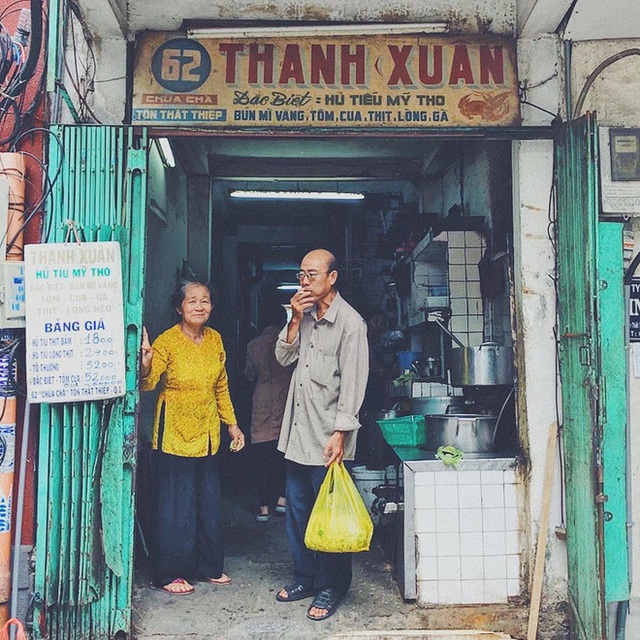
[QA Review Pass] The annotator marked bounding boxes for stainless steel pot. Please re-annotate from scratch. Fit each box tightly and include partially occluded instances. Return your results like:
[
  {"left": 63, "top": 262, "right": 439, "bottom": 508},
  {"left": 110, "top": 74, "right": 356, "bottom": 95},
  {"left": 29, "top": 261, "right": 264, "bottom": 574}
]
[
  {"left": 409, "top": 396, "right": 468, "bottom": 416},
  {"left": 449, "top": 342, "right": 513, "bottom": 386},
  {"left": 423, "top": 414, "right": 498, "bottom": 453}
]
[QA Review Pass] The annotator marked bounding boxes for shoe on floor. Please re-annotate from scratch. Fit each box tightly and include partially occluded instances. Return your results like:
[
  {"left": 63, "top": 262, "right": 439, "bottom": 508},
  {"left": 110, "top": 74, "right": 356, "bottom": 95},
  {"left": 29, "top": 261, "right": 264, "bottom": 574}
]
[
  {"left": 149, "top": 578, "right": 195, "bottom": 596},
  {"left": 306, "top": 588, "right": 343, "bottom": 621},
  {"left": 255, "top": 507, "right": 271, "bottom": 522},
  {"left": 274, "top": 504, "right": 286, "bottom": 514},
  {"left": 204, "top": 573, "right": 231, "bottom": 586},
  {"left": 276, "top": 583, "right": 316, "bottom": 602}
]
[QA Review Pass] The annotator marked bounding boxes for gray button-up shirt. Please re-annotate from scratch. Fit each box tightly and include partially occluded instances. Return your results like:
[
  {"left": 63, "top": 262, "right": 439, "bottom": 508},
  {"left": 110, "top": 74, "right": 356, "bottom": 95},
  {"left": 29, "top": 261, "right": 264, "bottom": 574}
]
[{"left": 275, "top": 292, "right": 369, "bottom": 466}]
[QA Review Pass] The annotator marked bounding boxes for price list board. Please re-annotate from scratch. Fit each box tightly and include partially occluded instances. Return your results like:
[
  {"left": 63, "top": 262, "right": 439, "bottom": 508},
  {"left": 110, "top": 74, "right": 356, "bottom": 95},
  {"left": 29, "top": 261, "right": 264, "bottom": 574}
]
[{"left": 24, "top": 242, "right": 126, "bottom": 403}]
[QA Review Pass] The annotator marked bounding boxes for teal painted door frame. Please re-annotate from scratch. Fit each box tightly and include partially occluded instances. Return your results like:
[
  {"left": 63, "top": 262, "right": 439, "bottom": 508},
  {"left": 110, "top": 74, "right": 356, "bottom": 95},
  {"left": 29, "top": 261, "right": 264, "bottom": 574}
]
[
  {"left": 556, "top": 115, "right": 630, "bottom": 638},
  {"left": 555, "top": 114, "right": 606, "bottom": 640},
  {"left": 33, "top": 126, "right": 147, "bottom": 639}
]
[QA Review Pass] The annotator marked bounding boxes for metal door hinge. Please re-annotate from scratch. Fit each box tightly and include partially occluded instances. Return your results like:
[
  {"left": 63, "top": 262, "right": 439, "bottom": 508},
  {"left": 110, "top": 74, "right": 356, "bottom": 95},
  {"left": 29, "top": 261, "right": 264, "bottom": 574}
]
[
  {"left": 595, "top": 493, "right": 608, "bottom": 503},
  {"left": 123, "top": 432, "right": 137, "bottom": 466}
]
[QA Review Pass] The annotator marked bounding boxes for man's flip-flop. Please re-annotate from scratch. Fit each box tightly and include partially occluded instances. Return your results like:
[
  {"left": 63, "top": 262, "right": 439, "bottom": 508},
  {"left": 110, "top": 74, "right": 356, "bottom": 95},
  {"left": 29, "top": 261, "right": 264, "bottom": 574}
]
[
  {"left": 276, "top": 583, "right": 315, "bottom": 602},
  {"left": 204, "top": 574, "right": 232, "bottom": 586},
  {"left": 306, "top": 588, "right": 343, "bottom": 621},
  {"left": 149, "top": 578, "right": 195, "bottom": 595}
]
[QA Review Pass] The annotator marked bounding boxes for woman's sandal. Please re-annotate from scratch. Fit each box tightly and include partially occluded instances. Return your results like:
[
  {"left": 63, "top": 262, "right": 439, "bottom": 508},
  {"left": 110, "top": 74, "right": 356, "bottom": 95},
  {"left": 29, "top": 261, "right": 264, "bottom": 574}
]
[
  {"left": 204, "top": 573, "right": 232, "bottom": 586},
  {"left": 149, "top": 578, "right": 195, "bottom": 596}
]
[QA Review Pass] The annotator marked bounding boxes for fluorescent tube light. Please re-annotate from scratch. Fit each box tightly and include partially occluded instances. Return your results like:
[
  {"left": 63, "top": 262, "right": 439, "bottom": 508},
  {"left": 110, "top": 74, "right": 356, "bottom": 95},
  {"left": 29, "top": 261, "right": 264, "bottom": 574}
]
[
  {"left": 188, "top": 23, "right": 448, "bottom": 39},
  {"left": 277, "top": 284, "right": 300, "bottom": 291},
  {"left": 229, "top": 190, "right": 364, "bottom": 201},
  {"left": 156, "top": 138, "right": 175, "bottom": 168}
]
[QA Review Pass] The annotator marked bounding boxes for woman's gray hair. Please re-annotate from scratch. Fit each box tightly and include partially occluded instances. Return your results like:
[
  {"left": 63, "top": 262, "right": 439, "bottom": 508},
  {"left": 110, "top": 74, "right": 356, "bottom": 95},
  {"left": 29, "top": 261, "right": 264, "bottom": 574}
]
[{"left": 171, "top": 278, "right": 210, "bottom": 310}]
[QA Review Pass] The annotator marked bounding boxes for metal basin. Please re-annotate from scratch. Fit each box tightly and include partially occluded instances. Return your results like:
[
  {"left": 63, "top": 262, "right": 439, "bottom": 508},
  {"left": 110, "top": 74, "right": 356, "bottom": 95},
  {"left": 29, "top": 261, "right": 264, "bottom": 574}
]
[
  {"left": 409, "top": 396, "right": 468, "bottom": 416},
  {"left": 449, "top": 342, "right": 513, "bottom": 386},
  {"left": 423, "top": 414, "right": 498, "bottom": 453}
]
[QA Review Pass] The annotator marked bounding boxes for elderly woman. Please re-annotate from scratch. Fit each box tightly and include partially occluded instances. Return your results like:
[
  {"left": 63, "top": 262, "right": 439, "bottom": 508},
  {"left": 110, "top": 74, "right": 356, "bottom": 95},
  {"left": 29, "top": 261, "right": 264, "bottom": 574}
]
[{"left": 140, "top": 279, "right": 245, "bottom": 595}]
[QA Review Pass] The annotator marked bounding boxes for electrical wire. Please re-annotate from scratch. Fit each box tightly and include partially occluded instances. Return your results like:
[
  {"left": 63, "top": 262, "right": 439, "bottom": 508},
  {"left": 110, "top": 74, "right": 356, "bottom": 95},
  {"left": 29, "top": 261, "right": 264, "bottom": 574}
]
[
  {"left": 62, "top": 1, "right": 101, "bottom": 124},
  {"left": 549, "top": 138, "right": 567, "bottom": 533},
  {"left": 0, "top": 127, "right": 64, "bottom": 247},
  {"left": 0, "top": 337, "right": 24, "bottom": 397},
  {"left": 0, "top": 0, "right": 46, "bottom": 149}
]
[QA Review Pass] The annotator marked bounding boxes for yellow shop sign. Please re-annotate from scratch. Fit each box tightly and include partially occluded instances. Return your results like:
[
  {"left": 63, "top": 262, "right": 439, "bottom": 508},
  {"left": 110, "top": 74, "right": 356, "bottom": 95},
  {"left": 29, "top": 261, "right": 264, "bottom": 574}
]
[{"left": 132, "top": 33, "right": 520, "bottom": 128}]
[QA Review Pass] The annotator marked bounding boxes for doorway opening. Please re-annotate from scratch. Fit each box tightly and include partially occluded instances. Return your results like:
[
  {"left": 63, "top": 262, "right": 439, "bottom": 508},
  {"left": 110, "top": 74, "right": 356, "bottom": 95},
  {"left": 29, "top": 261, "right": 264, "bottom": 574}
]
[{"left": 133, "top": 131, "right": 519, "bottom": 634}]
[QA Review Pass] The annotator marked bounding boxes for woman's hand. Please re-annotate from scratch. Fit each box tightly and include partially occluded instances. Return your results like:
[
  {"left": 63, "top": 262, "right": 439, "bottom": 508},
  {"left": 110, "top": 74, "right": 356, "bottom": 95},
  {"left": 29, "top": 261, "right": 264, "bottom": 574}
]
[
  {"left": 228, "top": 425, "right": 246, "bottom": 452},
  {"left": 140, "top": 326, "right": 153, "bottom": 378}
]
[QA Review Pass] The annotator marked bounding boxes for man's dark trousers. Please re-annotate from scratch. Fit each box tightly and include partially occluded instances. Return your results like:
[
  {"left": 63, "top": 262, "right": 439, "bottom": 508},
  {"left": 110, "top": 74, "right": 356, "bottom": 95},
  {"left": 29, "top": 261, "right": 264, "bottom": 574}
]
[{"left": 285, "top": 460, "right": 353, "bottom": 595}]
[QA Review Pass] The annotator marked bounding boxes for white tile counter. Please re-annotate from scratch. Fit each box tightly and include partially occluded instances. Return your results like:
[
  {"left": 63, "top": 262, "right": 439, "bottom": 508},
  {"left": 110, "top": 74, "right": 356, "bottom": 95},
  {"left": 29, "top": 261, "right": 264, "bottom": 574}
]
[{"left": 402, "top": 457, "right": 521, "bottom": 605}]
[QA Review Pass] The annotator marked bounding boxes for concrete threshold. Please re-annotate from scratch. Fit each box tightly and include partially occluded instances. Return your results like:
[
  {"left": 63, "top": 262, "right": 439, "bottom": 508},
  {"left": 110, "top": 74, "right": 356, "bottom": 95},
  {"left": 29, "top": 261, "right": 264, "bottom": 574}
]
[{"left": 328, "top": 632, "right": 514, "bottom": 639}]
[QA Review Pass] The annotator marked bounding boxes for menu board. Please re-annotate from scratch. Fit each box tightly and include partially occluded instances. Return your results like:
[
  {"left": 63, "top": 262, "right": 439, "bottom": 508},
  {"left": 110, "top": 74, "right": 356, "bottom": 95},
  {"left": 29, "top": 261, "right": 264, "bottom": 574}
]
[{"left": 24, "top": 242, "right": 126, "bottom": 403}]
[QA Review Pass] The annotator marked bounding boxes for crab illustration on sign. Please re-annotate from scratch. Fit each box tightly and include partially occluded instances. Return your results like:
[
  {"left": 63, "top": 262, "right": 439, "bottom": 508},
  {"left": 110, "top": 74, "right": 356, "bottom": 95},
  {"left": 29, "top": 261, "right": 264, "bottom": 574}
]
[{"left": 458, "top": 90, "right": 512, "bottom": 121}]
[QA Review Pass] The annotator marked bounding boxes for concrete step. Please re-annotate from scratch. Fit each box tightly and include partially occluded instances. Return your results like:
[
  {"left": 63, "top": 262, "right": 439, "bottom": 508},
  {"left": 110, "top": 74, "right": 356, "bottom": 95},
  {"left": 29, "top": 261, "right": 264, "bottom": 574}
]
[{"left": 328, "top": 632, "right": 513, "bottom": 640}]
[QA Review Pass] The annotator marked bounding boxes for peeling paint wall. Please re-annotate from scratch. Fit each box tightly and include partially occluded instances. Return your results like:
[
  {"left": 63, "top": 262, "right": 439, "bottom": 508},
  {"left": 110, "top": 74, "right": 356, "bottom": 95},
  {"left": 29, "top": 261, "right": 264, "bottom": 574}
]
[
  {"left": 512, "top": 139, "right": 569, "bottom": 600},
  {"left": 570, "top": 40, "right": 640, "bottom": 125},
  {"left": 126, "top": 0, "right": 516, "bottom": 35}
]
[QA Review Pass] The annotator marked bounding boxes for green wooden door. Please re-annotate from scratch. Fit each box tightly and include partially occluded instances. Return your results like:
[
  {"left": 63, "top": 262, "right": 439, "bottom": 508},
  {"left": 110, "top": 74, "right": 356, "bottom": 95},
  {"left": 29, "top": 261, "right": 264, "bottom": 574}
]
[
  {"left": 33, "top": 126, "right": 147, "bottom": 639},
  {"left": 555, "top": 114, "right": 606, "bottom": 640},
  {"left": 598, "top": 221, "right": 630, "bottom": 606}
]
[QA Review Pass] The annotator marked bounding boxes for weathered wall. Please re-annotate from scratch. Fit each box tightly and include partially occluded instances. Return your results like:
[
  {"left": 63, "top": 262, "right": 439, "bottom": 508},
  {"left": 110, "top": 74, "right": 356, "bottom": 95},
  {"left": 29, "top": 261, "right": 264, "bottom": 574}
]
[
  {"left": 127, "top": 0, "right": 516, "bottom": 35},
  {"left": 570, "top": 39, "right": 640, "bottom": 125},
  {"left": 512, "top": 138, "right": 568, "bottom": 599}
]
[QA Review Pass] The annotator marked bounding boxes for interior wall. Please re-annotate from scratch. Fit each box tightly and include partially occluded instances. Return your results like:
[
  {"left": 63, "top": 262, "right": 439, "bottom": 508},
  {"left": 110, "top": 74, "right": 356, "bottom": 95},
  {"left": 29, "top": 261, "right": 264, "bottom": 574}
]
[{"left": 140, "top": 142, "right": 190, "bottom": 442}]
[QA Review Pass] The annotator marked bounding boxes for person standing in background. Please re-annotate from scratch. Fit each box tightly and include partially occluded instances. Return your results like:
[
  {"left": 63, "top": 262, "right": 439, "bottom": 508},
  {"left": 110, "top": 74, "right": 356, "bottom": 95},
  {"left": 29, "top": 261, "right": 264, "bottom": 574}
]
[
  {"left": 244, "top": 300, "right": 293, "bottom": 521},
  {"left": 274, "top": 249, "right": 369, "bottom": 621}
]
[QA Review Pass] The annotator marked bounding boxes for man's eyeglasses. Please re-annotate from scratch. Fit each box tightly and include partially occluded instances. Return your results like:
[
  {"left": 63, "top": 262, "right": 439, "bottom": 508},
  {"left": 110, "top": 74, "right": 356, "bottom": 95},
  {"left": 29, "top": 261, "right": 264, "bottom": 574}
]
[{"left": 296, "top": 270, "right": 330, "bottom": 282}]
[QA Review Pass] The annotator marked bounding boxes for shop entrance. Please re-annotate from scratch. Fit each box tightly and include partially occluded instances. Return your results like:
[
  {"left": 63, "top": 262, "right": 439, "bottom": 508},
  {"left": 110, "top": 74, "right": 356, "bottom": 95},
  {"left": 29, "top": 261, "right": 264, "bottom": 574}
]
[{"left": 133, "top": 131, "right": 522, "bottom": 636}]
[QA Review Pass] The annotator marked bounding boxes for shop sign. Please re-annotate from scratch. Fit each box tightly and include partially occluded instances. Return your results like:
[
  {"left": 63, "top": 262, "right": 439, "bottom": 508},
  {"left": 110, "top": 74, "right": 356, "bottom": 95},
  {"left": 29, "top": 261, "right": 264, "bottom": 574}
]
[
  {"left": 24, "top": 242, "right": 126, "bottom": 403},
  {"left": 132, "top": 33, "right": 519, "bottom": 129}
]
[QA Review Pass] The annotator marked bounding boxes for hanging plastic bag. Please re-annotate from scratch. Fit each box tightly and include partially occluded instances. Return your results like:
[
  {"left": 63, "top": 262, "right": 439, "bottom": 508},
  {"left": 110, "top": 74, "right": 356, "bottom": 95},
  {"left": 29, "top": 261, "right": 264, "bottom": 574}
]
[
  {"left": 0, "top": 618, "right": 27, "bottom": 640},
  {"left": 304, "top": 462, "right": 374, "bottom": 553}
]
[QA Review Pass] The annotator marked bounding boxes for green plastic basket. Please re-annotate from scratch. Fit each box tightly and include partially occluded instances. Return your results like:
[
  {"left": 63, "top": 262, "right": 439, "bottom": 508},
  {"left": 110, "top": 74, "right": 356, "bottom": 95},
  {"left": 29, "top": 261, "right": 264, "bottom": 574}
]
[{"left": 376, "top": 414, "right": 426, "bottom": 447}]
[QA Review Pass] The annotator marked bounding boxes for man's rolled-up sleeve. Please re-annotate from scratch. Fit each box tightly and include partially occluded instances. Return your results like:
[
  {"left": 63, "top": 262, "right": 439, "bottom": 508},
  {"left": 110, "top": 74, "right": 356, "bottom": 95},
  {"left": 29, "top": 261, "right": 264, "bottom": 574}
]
[
  {"left": 275, "top": 325, "right": 300, "bottom": 367},
  {"left": 334, "top": 321, "right": 369, "bottom": 432}
]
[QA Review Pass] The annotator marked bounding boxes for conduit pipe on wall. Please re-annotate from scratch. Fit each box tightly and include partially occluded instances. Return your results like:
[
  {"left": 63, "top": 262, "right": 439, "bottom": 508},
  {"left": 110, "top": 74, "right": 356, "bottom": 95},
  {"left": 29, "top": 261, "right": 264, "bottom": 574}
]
[{"left": 573, "top": 49, "right": 640, "bottom": 119}]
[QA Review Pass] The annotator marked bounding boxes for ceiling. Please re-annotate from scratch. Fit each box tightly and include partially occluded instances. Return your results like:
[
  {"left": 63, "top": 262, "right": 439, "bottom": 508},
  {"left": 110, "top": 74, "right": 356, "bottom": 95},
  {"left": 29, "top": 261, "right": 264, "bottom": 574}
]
[{"left": 171, "top": 135, "right": 444, "bottom": 230}]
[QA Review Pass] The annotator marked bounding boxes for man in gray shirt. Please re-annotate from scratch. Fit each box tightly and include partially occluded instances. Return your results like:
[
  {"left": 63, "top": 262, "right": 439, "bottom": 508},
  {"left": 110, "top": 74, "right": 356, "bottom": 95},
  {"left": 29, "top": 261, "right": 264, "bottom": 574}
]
[{"left": 274, "top": 248, "right": 369, "bottom": 621}]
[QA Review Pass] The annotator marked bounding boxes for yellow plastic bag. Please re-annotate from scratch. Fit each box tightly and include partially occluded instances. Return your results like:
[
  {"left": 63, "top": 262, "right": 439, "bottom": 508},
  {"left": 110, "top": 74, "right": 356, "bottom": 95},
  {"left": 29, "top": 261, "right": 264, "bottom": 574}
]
[{"left": 304, "top": 462, "right": 374, "bottom": 553}]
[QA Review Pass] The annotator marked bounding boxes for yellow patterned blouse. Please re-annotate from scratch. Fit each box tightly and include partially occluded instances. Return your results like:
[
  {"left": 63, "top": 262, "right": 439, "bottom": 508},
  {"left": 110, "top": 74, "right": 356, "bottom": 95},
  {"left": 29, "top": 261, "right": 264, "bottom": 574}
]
[{"left": 141, "top": 324, "right": 238, "bottom": 457}]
